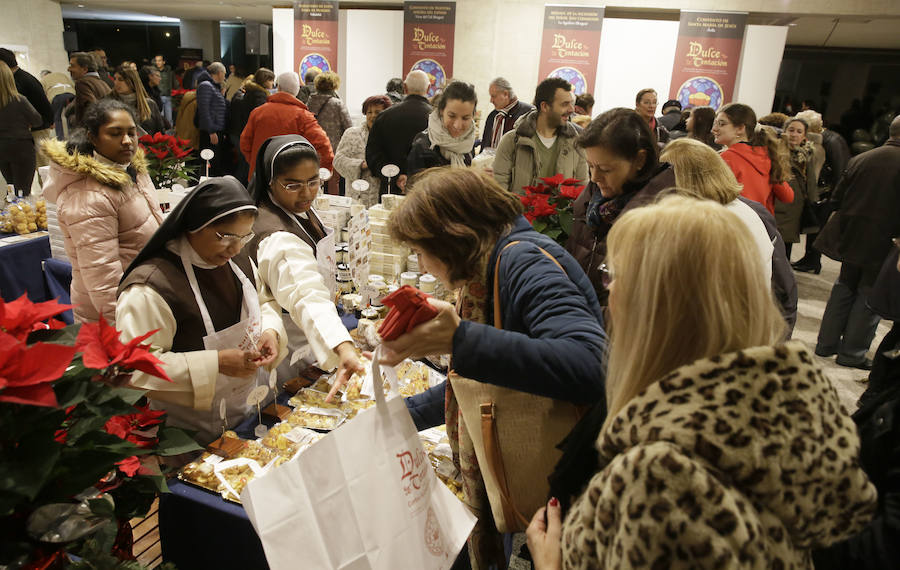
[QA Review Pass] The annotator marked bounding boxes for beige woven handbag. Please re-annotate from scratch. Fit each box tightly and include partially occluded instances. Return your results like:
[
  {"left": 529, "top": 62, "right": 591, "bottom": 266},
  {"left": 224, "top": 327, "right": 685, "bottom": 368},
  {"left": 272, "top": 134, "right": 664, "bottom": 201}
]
[{"left": 450, "top": 242, "right": 586, "bottom": 533}]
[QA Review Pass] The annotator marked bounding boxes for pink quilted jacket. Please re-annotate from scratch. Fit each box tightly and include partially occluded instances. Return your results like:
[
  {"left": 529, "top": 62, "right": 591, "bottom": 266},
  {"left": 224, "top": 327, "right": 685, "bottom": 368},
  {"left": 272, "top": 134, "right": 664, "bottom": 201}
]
[{"left": 42, "top": 139, "right": 162, "bottom": 325}]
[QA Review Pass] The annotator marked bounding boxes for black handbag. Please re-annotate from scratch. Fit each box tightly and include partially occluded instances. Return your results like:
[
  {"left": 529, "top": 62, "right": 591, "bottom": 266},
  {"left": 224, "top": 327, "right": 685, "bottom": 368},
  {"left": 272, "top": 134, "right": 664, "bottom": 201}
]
[{"left": 800, "top": 199, "right": 821, "bottom": 234}]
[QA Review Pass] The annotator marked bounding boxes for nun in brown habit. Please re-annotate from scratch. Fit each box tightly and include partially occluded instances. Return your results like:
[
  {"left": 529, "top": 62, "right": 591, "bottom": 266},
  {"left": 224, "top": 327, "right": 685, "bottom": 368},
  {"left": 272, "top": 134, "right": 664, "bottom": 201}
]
[
  {"left": 116, "top": 176, "right": 287, "bottom": 444},
  {"left": 245, "top": 135, "right": 363, "bottom": 400}
]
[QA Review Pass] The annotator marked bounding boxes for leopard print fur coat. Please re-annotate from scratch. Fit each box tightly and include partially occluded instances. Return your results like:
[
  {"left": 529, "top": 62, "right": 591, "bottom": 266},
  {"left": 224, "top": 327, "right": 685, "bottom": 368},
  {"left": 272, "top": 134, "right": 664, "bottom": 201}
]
[{"left": 561, "top": 341, "right": 878, "bottom": 569}]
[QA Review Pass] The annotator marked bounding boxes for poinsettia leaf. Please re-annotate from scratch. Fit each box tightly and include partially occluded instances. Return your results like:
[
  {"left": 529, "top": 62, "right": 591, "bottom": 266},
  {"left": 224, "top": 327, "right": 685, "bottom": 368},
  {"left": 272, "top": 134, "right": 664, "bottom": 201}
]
[
  {"left": 545, "top": 228, "right": 562, "bottom": 239},
  {"left": 64, "top": 414, "right": 111, "bottom": 444},
  {"left": 26, "top": 322, "right": 81, "bottom": 346},
  {"left": 0, "top": 430, "right": 62, "bottom": 502},
  {"left": 539, "top": 174, "right": 565, "bottom": 187},
  {"left": 531, "top": 219, "right": 548, "bottom": 233},
  {"left": 561, "top": 177, "right": 582, "bottom": 186},
  {"left": 5, "top": 341, "right": 76, "bottom": 387},
  {"left": 141, "top": 473, "right": 170, "bottom": 494},
  {"left": 156, "top": 426, "right": 202, "bottom": 456},
  {"left": 93, "top": 386, "right": 146, "bottom": 406},
  {"left": 0, "top": 383, "right": 59, "bottom": 407},
  {"left": 122, "top": 352, "right": 170, "bottom": 382},
  {"left": 559, "top": 211, "right": 574, "bottom": 235},
  {"left": 53, "top": 376, "right": 90, "bottom": 408},
  {"left": 0, "top": 295, "right": 74, "bottom": 340}
]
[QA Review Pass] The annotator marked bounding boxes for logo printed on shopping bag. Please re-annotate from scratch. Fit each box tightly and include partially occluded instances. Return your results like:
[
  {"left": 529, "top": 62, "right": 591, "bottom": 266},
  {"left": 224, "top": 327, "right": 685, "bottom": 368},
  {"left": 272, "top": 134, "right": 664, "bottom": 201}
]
[
  {"left": 397, "top": 447, "right": 431, "bottom": 512},
  {"left": 425, "top": 506, "right": 447, "bottom": 558}
]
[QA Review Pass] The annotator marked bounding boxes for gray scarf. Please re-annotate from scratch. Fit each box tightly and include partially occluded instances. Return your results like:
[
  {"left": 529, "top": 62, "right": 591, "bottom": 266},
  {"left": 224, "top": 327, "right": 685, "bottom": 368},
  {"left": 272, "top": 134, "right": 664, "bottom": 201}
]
[{"left": 426, "top": 110, "right": 476, "bottom": 168}]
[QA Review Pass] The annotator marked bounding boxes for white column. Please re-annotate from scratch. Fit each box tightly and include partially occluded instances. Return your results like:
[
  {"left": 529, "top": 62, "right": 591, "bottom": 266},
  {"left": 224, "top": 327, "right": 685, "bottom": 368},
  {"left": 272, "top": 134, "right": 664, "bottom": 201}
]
[
  {"left": 733, "top": 25, "right": 789, "bottom": 116},
  {"left": 272, "top": 7, "right": 295, "bottom": 78}
]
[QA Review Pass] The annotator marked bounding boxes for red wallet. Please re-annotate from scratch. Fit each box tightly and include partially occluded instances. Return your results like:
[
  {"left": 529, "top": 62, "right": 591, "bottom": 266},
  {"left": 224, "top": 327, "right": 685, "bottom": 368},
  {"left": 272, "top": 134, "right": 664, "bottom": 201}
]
[{"left": 377, "top": 285, "right": 440, "bottom": 341}]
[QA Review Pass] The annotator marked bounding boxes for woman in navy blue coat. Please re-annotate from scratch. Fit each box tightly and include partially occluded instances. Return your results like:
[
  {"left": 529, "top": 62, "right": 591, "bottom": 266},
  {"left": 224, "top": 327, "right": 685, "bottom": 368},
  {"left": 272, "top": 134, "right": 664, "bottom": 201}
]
[{"left": 382, "top": 167, "right": 607, "bottom": 424}]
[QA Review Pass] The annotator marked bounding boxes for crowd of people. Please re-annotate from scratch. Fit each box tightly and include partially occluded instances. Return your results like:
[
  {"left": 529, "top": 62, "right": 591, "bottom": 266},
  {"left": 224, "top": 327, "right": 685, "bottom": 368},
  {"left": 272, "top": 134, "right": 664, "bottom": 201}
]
[{"left": 3, "top": 43, "right": 900, "bottom": 569}]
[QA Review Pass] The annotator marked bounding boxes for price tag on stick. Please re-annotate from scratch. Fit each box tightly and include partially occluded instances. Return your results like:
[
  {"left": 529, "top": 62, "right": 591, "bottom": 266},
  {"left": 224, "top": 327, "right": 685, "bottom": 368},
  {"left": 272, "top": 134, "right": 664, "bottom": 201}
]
[
  {"left": 219, "top": 399, "right": 227, "bottom": 437},
  {"left": 247, "top": 386, "right": 270, "bottom": 438}
]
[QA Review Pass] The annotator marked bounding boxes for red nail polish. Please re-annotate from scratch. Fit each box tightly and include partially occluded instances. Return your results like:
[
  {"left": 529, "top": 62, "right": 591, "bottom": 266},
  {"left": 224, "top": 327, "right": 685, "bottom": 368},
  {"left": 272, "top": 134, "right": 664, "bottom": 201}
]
[{"left": 549, "top": 497, "right": 559, "bottom": 507}]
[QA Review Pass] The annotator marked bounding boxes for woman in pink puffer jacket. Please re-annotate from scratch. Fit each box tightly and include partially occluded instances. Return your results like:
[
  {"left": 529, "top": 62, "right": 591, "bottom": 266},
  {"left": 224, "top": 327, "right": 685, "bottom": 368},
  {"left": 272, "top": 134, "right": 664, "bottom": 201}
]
[{"left": 43, "top": 99, "right": 162, "bottom": 325}]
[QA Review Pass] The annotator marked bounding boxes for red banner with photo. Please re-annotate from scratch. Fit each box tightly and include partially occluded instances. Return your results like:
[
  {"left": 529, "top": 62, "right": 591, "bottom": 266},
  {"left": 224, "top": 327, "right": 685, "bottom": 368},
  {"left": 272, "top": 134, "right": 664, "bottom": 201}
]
[
  {"left": 668, "top": 11, "right": 747, "bottom": 111},
  {"left": 294, "top": 0, "right": 339, "bottom": 79},
  {"left": 537, "top": 5, "right": 604, "bottom": 96},
  {"left": 403, "top": 1, "right": 456, "bottom": 98}
]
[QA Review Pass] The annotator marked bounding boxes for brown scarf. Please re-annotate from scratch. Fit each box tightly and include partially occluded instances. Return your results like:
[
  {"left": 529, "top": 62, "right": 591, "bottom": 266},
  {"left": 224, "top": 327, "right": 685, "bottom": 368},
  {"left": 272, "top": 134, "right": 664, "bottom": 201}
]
[{"left": 446, "top": 256, "right": 507, "bottom": 569}]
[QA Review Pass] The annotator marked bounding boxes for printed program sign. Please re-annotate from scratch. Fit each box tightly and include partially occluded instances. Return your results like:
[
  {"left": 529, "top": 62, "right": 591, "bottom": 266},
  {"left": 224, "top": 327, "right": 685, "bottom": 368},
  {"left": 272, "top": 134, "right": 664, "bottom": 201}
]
[
  {"left": 668, "top": 11, "right": 747, "bottom": 111},
  {"left": 537, "top": 5, "right": 604, "bottom": 96},
  {"left": 294, "top": 0, "right": 339, "bottom": 79},
  {"left": 403, "top": 2, "right": 456, "bottom": 98}
]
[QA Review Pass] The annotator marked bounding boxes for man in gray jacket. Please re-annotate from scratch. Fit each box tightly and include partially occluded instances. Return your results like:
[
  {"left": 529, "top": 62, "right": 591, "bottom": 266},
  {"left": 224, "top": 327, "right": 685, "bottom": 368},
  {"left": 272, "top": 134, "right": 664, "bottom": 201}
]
[
  {"left": 153, "top": 54, "right": 175, "bottom": 125},
  {"left": 493, "top": 77, "right": 587, "bottom": 193}
]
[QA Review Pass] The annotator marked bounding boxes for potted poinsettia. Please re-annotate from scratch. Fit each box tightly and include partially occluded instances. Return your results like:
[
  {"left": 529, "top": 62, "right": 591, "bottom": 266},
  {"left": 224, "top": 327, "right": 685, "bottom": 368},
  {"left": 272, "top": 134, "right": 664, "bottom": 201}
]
[
  {"left": 138, "top": 132, "right": 198, "bottom": 189},
  {"left": 520, "top": 174, "right": 586, "bottom": 246},
  {"left": 0, "top": 295, "right": 199, "bottom": 569}
]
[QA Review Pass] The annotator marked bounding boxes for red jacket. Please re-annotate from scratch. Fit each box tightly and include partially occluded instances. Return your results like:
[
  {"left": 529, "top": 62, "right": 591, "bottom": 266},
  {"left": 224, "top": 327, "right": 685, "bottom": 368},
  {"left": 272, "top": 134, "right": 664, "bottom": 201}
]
[
  {"left": 721, "top": 142, "right": 793, "bottom": 214},
  {"left": 240, "top": 92, "right": 334, "bottom": 176}
]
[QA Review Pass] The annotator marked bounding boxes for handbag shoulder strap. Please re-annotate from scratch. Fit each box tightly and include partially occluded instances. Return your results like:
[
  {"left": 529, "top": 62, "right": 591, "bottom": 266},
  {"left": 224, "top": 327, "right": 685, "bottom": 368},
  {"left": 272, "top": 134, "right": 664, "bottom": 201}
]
[{"left": 492, "top": 240, "right": 566, "bottom": 329}]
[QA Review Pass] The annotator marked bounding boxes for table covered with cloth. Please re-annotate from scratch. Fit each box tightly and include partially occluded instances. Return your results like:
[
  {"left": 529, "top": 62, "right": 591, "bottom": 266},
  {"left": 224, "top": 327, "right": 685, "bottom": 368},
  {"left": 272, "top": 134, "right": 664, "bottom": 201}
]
[
  {"left": 158, "top": 311, "right": 359, "bottom": 570},
  {"left": 0, "top": 232, "right": 52, "bottom": 303}
]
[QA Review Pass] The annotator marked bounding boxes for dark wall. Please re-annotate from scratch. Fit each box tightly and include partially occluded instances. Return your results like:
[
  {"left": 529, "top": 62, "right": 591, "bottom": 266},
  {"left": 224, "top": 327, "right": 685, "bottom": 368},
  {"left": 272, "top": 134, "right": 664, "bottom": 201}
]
[
  {"left": 63, "top": 19, "right": 181, "bottom": 70},
  {"left": 775, "top": 46, "right": 900, "bottom": 138}
]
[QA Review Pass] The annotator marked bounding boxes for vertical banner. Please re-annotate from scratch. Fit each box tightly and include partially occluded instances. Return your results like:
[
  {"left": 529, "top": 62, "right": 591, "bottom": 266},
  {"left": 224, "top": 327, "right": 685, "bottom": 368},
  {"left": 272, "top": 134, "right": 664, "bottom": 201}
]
[
  {"left": 294, "top": 0, "right": 339, "bottom": 80},
  {"left": 537, "top": 5, "right": 604, "bottom": 96},
  {"left": 403, "top": 2, "right": 456, "bottom": 98},
  {"left": 669, "top": 11, "right": 747, "bottom": 110}
]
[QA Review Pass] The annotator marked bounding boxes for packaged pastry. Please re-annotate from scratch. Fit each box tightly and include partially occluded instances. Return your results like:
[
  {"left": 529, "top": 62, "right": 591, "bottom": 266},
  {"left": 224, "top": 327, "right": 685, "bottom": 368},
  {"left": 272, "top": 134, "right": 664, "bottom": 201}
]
[
  {"left": 286, "top": 406, "right": 346, "bottom": 431},
  {"left": 260, "top": 422, "right": 322, "bottom": 457},
  {"left": 288, "top": 388, "right": 340, "bottom": 410}
]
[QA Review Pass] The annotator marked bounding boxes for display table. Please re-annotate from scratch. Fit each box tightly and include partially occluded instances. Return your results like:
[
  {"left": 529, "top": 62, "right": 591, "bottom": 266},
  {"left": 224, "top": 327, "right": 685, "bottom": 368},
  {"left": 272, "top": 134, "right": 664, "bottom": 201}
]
[
  {"left": 158, "top": 312, "right": 359, "bottom": 570},
  {"left": 0, "top": 232, "right": 51, "bottom": 302}
]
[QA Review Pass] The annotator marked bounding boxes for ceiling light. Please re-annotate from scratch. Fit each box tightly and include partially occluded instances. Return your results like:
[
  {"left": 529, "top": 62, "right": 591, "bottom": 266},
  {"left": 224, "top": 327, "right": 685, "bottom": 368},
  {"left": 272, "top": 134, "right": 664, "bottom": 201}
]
[
  {"left": 77, "top": 3, "right": 85, "bottom": 7},
  {"left": 165, "top": 32, "right": 171, "bottom": 37},
  {"left": 236, "top": 16, "right": 243, "bottom": 20}
]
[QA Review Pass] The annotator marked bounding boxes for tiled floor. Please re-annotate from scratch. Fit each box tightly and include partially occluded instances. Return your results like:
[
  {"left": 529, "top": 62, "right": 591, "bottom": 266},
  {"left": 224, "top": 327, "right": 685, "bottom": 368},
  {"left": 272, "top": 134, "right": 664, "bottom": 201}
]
[{"left": 789, "top": 237, "right": 888, "bottom": 412}]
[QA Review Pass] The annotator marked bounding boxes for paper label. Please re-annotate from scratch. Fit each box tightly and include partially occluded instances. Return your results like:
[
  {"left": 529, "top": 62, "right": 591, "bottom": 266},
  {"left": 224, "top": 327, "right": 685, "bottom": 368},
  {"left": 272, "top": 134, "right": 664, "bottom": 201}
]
[
  {"left": 219, "top": 399, "right": 227, "bottom": 420},
  {"left": 202, "top": 454, "right": 224, "bottom": 465},
  {"left": 268, "top": 368, "right": 278, "bottom": 390},
  {"left": 283, "top": 426, "right": 320, "bottom": 445},
  {"left": 246, "top": 385, "right": 270, "bottom": 407}
]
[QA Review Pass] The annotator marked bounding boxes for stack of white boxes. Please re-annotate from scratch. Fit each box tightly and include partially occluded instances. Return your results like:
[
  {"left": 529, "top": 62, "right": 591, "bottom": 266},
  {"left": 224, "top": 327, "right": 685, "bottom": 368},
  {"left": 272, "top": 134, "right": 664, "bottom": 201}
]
[
  {"left": 347, "top": 207, "right": 370, "bottom": 288},
  {"left": 345, "top": 195, "right": 410, "bottom": 289},
  {"left": 367, "top": 203, "right": 409, "bottom": 279},
  {"left": 314, "top": 194, "right": 353, "bottom": 233}
]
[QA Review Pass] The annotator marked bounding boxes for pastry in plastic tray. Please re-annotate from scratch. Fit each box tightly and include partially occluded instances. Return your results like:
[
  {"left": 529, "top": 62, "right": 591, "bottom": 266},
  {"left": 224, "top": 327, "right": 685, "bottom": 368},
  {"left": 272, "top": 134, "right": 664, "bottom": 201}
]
[
  {"left": 309, "top": 376, "right": 336, "bottom": 394},
  {"left": 286, "top": 406, "right": 347, "bottom": 431},
  {"left": 261, "top": 422, "right": 323, "bottom": 457},
  {"left": 342, "top": 399, "right": 374, "bottom": 419},
  {"left": 179, "top": 438, "right": 282, "bottom": 502},
  {"left": 288, "top": 388, "right": 341, "bottom": 410}
]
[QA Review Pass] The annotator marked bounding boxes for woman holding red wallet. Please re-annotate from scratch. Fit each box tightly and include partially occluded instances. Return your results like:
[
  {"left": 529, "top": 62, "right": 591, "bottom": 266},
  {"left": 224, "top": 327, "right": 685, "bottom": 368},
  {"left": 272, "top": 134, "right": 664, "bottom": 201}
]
[{"left": 383, "top": 167, "right": 607, "bottom": 568}]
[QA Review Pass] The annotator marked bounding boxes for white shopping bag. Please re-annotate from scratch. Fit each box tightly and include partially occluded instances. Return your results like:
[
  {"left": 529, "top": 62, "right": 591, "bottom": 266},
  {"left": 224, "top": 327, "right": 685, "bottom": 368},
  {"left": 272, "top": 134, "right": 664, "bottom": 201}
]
[{"left": 242, "top": 348, "right": 476, "bottom": 570}]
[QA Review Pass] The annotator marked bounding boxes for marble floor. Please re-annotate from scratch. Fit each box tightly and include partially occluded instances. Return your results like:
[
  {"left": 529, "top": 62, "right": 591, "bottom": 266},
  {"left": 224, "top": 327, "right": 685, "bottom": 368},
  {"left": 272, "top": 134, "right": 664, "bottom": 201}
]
[{"left": 789, "top": 237, "right": 888, "bottom": 412}]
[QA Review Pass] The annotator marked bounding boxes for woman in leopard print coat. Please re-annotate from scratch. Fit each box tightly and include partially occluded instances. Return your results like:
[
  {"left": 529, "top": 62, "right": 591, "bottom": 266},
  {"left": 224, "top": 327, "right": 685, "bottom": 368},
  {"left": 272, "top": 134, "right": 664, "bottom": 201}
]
[{"left": 527, "top": 195, "right": 877, "bottom": 569}]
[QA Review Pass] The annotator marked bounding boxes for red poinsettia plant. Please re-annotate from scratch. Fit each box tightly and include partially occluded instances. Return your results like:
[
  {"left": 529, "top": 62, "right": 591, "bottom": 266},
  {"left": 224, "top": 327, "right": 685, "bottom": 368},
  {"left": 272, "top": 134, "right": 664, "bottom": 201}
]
[
  {"left": 520, "top": 174, "right": 586, "bottom": 246},
  {"left": 0, "top": 295, "right": 200, "bottom": 568},
  {"left": 138, "top": 132, "right": 198, "bottom": 189}
]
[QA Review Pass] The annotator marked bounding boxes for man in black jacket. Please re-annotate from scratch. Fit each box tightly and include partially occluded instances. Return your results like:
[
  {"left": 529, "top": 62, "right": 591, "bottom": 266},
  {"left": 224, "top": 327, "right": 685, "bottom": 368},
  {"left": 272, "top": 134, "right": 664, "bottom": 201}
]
[
  {"left": 365, "top": 69, "right": 432, "bottom": 195},
  {"left": 816, "top": 115, "right": 900, "bottom": 370},
  {"left": 480, "top": 77, "right": 533, "bottom": 152}
]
